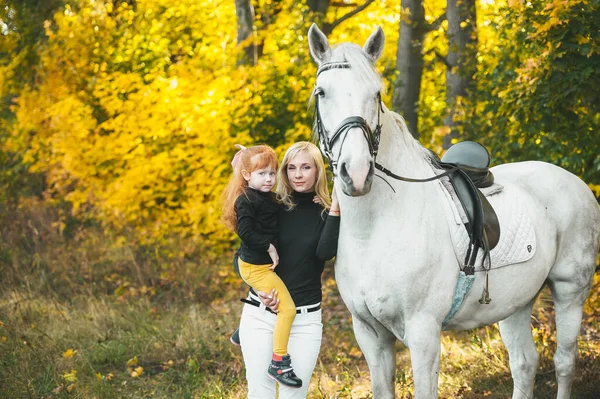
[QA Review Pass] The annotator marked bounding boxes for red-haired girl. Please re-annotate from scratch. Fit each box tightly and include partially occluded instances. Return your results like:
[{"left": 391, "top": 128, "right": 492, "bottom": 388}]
[{"left": 222, "top": 144, "right": 302, "bottom": 388}]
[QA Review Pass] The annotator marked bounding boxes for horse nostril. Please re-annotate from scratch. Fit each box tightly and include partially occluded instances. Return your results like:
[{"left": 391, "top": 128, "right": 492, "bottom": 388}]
[{"left": 339, "top": 162, "right": 352, "bottom": 185}]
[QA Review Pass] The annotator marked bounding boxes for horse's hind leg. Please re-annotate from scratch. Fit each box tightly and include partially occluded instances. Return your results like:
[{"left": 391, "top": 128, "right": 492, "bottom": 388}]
[
  {"left": 498, "top": 297, "right": 539, "bottom": 399},
  {"left": 352, "top": 315, "right": 396, "bottom": 399},
  {"left": 547, "top": 270, "right": 594, "bottom": 399}
]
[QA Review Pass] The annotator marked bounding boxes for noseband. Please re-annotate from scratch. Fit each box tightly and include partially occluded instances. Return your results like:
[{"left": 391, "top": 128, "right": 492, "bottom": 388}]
[{"left": 314, "top": 61, "right": 384, "bottom": 174}]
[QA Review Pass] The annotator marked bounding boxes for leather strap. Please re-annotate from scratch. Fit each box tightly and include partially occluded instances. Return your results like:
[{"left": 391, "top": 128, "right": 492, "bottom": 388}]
[{"left": 240, "top": 298, "right": 321, "bottom": 315}]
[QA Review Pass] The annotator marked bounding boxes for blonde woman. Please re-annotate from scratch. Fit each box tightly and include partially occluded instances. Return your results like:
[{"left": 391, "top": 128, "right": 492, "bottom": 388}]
[{"left": 233, "top": 141, "right": 340, "bottom": 399}]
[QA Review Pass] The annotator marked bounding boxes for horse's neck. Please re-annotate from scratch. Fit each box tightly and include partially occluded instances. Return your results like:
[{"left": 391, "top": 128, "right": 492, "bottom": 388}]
[
  {"left": 377, "top": 109, "right": 435, "bottom": 183},
  {"left": 339, "top": 110, "right": 440, "bottom": 234}
]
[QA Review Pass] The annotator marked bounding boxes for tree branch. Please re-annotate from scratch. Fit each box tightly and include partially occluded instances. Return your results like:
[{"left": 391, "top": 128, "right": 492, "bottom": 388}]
[
  {"left": 324, "top": 0, "right": 376, "bottom": 35},
  {"left": 436, "top": 50, "right": 452, "bottom": 69},
  {"left": 426, "top": 12, "right": 447, "bottom": 32},
  {"left": 425, "top": 48, "right": 452, "bottom": 69},
  {"left": 331, "top": 1, "right": 359, "bottom": 7}
]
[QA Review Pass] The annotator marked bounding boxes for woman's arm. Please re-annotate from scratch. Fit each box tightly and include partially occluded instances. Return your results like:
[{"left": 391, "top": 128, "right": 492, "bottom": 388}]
[{"left": 316, "top": 185, "right": 340, "bottom": 260}]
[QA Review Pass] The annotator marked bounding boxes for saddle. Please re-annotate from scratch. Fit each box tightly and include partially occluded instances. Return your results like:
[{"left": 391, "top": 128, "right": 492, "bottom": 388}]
[{"left": 436, "top": 141, "right": 501, "bottom": 275}]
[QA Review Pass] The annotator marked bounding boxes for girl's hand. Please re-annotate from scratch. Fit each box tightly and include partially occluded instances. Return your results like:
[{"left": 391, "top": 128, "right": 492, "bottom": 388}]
[
  {"left": 256, "top": 289, "right": 279, "bottom": 313},
  {"left": 267, "top": 243, "right": 279, "bottom": 270},
  {"left": 313, "top": 195, "right": 322, "bottom": 205}
]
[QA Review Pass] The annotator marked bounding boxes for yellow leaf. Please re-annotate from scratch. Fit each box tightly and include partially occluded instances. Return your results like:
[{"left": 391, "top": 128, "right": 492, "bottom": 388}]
[
  {"left": 126, "top": 356, "right": 138, "bottom": 367},
  {"left": 63, "top": 348, "right": 77, "bottom": 359},
  {"left": 62, "top": 369, "right": 78, "bottom": 383},
  {"left": 131, "top": 366, "right": 144, "bottom": 378}
]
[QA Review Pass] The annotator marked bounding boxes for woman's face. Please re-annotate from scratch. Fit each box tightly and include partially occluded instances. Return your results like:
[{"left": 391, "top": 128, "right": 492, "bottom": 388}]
[{"left": 286, "top": 151, "right": 317, "bottom": 193}]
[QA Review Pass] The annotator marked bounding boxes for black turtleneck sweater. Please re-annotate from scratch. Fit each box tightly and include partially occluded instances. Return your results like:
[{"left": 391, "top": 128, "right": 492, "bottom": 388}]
[
  {"left": 235, "top": 188, "right": 280, "bottom": 265},
  {"left": 236, "top": 191, "right": 340, "bottom": 307}
]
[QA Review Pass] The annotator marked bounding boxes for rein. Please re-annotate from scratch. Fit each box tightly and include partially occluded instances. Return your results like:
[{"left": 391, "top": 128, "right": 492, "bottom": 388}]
[{"left": 375, "top": 162, "right": 459, "bottom": 183}]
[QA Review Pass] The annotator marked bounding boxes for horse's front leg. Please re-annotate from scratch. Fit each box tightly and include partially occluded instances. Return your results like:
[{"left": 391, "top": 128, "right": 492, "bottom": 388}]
[
  {"left": 406, "top": 315, "right": 441, "bottom": 398},
  {"left": 352, "top": 314, "right": 396, "bottom": 399}
]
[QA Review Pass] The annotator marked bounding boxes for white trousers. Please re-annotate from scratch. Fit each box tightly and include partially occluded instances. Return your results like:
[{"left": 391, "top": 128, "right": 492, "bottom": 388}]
[{"left": 239, "top": 301, "right": 323, "bottom": 399}]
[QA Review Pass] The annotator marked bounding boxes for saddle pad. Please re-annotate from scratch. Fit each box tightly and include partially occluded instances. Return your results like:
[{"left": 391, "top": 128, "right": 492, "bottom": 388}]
[{"left": 437, "top": 179, "right": 536, "bottom": 270}]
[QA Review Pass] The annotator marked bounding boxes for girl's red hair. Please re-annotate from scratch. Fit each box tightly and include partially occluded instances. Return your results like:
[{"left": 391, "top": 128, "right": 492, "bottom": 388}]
[{"left": 222, "top": 145, "right": 278, "bottom": 232}]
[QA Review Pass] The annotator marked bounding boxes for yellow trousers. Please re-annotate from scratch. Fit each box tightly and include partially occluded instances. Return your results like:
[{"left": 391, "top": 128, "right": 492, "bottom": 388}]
[{"left": 238, "top": 259, "right": 296, "bottom": 356}]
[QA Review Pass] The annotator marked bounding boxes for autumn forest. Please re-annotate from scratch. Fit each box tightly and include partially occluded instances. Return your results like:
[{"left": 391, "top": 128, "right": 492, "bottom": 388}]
[{"left": 0, "top": 0, "right": 599, "bottom": 397}]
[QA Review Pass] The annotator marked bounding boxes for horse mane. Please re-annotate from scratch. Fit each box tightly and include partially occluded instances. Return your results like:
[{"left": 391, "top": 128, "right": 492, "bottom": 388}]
[{"left": 387, "top": 109, "right": 438, "bottom": 167}]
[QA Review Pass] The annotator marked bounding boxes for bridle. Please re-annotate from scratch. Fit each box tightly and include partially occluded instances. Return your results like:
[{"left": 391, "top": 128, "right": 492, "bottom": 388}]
[
  {"left": 314, "top": 61, "right": 384, "bottom": 174},
  {"left": 313, "top": 61, "right": 462, "bottom": 186}
]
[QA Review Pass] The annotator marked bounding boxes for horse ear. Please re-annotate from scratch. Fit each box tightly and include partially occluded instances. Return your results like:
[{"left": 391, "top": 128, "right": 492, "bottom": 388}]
[
  {"left": 363, "top": 26, "right": 385, "bottom": 62},
  {"left": 308, "top": 23, "right": 331, "bottom": 64}
]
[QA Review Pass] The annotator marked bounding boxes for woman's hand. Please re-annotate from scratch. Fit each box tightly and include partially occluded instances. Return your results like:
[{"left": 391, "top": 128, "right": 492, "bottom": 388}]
[
  {"left": 256, "top": 289, "right": 279, "bottom": 313},
  {"left": 329, "top": 184, "right": 340, "bottom": 216}
]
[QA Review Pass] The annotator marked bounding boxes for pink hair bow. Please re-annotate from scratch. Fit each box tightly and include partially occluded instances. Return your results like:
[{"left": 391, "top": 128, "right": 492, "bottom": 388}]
[{"left": 231, "top": 144, "right": 247, "bottom": 169}]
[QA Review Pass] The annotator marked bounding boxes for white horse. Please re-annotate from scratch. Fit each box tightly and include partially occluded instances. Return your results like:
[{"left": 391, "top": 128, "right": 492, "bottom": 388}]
[{"left": 307, "top": 24, "right": 600, "bottom": 398}]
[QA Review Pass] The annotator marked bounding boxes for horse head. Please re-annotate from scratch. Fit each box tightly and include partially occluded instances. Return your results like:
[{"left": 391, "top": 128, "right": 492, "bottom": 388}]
[{"left": 308, "top": 24, "right": 385, "bottom": 196}]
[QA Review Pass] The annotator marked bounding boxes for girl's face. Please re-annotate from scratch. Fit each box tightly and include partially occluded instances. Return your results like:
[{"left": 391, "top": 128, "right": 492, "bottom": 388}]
[
  {"left": 245, "top": 166, "right": 276, "bottom": 192},
  {"left": 286, "top": 151, "right": 317, "bottom": 193}
]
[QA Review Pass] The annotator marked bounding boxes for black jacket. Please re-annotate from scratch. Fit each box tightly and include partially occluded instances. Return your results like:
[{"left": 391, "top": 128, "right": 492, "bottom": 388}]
[{"left": 235, "top": 188, "right": 280, "bottom": 265}]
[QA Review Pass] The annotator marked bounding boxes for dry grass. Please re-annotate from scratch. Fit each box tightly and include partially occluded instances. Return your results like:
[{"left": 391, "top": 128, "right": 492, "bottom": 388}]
[
  {"left": 1, "top": 278, "right": 600, "bottom": 398},
  {"left": 1, "top": 201, "right": 599, "bottom": 398}
]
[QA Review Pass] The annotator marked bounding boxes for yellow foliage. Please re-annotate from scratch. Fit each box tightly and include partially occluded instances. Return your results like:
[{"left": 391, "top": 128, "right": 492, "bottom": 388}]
[
  {"left": 7, "top": 0, "right": 242, "bottom": 251},
  {"left": 126, "top": 356, "right": 138, "bottom": 367},
  {"left": 130, "top": 366, "right": 144, "bottom": 378},
  {"left": 62, "top": 348, "right": 77, "bottom": 359},
  {"left": 10, "top": 0, "right": 589, "bottom": 259},
  {"left": 2, "top": 0, "right": 413, "bottom": 254},
  {"left": 62, "top": 369, "right": 78, "bottom": 383}
]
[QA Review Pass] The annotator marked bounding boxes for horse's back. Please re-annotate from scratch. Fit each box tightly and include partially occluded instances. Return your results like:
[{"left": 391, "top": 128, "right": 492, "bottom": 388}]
[
  {"left": 491, "top": 160, "right": 600, "bottom": 254},
  {"left": 492, "top": 161, "right": 598, "bottom": 214}
]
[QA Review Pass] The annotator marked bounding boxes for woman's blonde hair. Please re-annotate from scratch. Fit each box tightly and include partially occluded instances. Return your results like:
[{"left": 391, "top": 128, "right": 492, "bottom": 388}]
[
  {"left": 222, "top": 145, "right": 278, "bottom": 232},
  {"left": 276, "top": 141, "right": 331, "bottom": 211}
]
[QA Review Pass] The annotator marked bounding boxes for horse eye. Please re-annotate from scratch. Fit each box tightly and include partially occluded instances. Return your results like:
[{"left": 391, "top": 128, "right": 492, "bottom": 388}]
[{"left": 314, "top": 87, "right": 325, "bottom": 97}]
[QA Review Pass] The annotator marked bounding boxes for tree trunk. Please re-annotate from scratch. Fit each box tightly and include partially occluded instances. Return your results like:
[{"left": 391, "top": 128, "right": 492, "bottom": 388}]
[
  {"left": 235, "top": 0, "right": 255, "bottom": 66},
  {"left": 443, "top": 0, "right": 477, "bottom": 149},
  {"left": 307, "top": 0, "right": 330, "bottom": 14},
  {"left": 393, "top": 0, "right": 426, "bottom": 139}
]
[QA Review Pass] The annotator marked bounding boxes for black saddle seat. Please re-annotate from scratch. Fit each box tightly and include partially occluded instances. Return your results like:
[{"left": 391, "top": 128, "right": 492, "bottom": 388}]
[
  {"left": 441, "top": 141, "right": 494, "bottom": 188},
  {"left": 438, "top": 141, "right": 501, "bottom": 274}
]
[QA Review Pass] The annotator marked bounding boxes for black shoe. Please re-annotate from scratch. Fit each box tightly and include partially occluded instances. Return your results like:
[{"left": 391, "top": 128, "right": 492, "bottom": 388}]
[
  {"left": 267, "top": 354, "right": 302, "bottom": 388},
  {"left": 230, "top": 328, "right": 241, "bottom": 346}
]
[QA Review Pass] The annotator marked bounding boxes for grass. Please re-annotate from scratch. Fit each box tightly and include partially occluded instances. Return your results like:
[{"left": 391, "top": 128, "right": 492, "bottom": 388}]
[
  {"left": 0, "top": 201, "right": 599, "bottom": 398},
  {"left": 1, "top": 274, "right": 599, "bottom": 398}
]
